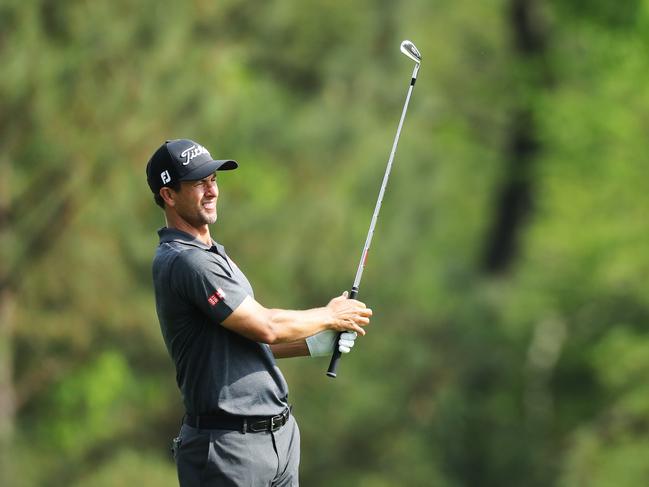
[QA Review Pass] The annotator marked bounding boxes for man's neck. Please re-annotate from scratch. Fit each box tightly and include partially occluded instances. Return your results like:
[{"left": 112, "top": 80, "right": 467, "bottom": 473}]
[{"left": 164, "top": 215, "right": 212, "bottom": 247}]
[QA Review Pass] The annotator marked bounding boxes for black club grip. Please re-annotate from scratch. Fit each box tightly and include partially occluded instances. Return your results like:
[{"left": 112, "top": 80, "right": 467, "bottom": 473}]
[{"left": 326, "top": 287, "right": 358, "bottom": 378}]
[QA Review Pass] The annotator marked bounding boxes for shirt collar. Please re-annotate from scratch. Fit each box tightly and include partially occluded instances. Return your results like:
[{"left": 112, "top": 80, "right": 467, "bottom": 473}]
[{"left": 157, "top": 227, "right": 226, "bottom": 254}]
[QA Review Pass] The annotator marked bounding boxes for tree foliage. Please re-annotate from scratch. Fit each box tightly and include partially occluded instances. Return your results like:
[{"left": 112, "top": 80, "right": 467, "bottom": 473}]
[{"left": 1, "top": 0, "right": 648, "bottom": 485}]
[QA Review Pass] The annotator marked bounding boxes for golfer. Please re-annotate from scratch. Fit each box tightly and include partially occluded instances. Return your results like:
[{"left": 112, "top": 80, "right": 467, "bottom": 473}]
[{"left": 146, "top": 139, "right": 372, "bottom": 486}]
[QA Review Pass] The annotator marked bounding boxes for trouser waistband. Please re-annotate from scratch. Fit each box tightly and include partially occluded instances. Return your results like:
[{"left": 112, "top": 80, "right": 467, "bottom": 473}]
[{"left": 184, "top": 406, "right": 292, "bottom": 433}]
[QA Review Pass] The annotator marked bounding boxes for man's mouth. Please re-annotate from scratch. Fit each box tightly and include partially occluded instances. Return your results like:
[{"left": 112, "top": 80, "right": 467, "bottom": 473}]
[{"left": 202, "top": 200, "right": 216, "bottom": 211}]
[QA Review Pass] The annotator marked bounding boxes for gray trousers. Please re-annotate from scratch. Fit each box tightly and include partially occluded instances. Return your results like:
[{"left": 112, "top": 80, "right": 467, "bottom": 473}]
[{"left": 174, "top": 414, "right": 300, "bottom": 486}]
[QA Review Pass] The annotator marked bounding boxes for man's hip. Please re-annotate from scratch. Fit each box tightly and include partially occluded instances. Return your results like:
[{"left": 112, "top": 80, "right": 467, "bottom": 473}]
[{"left": 173, "top": 411, "right": 300, "bottom": 486}]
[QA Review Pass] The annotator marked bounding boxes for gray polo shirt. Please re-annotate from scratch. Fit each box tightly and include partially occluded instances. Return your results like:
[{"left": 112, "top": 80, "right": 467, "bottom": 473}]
[{"left": 152, "top": 227, "right": 289, "bottom": 416}]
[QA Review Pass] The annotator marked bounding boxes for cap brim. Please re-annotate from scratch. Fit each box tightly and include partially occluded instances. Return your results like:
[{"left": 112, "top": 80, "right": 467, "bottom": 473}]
[{"left": 180, "top": 159, "right": 238, "bottom": 181}]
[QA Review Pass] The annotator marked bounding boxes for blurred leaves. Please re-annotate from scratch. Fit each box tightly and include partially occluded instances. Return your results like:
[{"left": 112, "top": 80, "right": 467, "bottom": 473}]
[
  {"left": 40, "top": 351, "right": 134, "bottom": 456},
  {"left": 1, "top": 0, "right": 649, "bottom": 486}
]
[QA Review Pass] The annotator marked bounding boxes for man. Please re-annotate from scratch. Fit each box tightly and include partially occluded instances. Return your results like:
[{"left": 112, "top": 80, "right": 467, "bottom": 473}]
[{"left": 146, "top": 139, "right": 372, "bottom": 486}]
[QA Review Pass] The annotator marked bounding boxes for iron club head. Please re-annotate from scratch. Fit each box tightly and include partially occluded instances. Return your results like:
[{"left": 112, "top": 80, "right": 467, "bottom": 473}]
[{"left": 400, "top": 40, "right": 422, "bottom": 64}]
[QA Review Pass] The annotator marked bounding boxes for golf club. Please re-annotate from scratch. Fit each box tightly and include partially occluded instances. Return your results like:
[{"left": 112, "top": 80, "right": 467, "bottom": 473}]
[{"left": 327, "top": 40, "right": 422, "bottom": 378}]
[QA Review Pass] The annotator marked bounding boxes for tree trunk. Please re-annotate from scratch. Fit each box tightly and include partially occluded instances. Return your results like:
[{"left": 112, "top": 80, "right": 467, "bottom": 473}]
[{"left": 482, "top": 0, "right": 550, "bottom": 273}]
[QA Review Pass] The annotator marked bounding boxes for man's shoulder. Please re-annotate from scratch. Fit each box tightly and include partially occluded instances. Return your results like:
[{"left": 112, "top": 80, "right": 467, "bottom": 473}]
[
  {"left": 162, "top": 244, "right": 220, "bottom": 277},
  {"left": 153, "top": 246, "right": 208, "bottom": 296},
  {"left": 154, "top": 240, "right": 181, "bottom": 266},
  {"left": 155, "top": 240, "right": 195, "bottom": 262},
  {"left": 176, "top": 245, "right": 211, "bottom": 266},
  {"left": 153, "top": 240, "right": 201, "bottom": 275}
]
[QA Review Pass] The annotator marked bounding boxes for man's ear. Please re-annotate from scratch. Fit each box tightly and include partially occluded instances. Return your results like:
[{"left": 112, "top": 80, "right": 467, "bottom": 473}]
[{"left": 160, "top": 187, "right": 176, "bottom": 207}]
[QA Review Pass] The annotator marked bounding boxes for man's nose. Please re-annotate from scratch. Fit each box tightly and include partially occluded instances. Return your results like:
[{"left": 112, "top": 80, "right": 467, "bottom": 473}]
[{"left": 205, "top": 180, "right": 218, "bottom": 196}]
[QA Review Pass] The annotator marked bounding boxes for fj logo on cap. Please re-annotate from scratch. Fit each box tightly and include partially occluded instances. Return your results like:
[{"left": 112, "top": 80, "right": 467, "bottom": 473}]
[
  {"left": 180, "top": 144, "right": 209, "bottom": 165},
  {"left": 160, "top": 170, "right": 171, "bottom": 184}
]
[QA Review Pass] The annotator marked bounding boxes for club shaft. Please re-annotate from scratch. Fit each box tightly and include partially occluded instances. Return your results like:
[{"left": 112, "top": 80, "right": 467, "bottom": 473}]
[
  {"left": 327, "top": 62, "right": 420, "bottom": 378},
  {"left": 352, "top": 63, "right": 420, "bottom": 290}
]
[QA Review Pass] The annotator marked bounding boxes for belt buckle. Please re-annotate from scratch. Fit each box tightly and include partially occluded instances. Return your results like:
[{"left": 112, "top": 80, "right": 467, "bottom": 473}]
[
  {"left": 270, "top": 415, "right": 281, "bottom": 432},
  {"left": 248, "top": 408, "right": 289, "bottom": 433}
]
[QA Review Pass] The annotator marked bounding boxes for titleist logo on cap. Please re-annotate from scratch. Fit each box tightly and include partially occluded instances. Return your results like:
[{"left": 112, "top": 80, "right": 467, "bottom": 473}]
[{"left": 180, "top": 144, "right": 209, "bottom": 165}]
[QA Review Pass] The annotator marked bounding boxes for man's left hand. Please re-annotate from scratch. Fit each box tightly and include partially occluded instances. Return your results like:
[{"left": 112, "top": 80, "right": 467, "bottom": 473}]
[{"left": 306, "top": 330, "right": 358, "bottom": 357}]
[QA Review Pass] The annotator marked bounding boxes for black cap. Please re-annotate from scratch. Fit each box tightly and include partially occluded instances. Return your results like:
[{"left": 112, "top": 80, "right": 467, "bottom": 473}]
[{"left": 146, "top": 139, "right": 238, "bottom": 194}]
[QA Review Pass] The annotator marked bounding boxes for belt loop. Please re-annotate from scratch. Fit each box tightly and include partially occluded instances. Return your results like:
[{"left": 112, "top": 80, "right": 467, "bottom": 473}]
[
  {"left": 196, "top": 416, "right": 200, "bottom": 429},
  {"left": 242, "top": 418, "right": 247, "bottom": 435}
]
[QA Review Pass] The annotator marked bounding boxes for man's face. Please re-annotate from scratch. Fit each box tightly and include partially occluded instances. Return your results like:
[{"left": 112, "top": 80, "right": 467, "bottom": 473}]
[{"left": 172, "top": 174, "right": 219, "bottom": 227}]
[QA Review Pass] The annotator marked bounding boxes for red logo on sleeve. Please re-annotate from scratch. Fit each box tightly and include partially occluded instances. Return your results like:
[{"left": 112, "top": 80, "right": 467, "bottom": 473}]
[{"left": 207, "top": 288, "right": 226, "bottom": 307}]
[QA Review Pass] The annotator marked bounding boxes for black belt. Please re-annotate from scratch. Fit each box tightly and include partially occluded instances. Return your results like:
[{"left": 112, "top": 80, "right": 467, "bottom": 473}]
[{"left": 184, "top": 406, "right": 291, "bottom": 433}]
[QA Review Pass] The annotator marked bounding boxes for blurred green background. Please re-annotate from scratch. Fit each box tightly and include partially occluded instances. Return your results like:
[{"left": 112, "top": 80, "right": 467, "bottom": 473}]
[{"left": 2, "top": 0, "right": 649, "bottom": 485}]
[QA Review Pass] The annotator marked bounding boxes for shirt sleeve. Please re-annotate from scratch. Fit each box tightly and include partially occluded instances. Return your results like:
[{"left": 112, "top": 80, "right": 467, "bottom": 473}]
[{"left": 170, "top": 250, "right": 249, "bottom": 324}]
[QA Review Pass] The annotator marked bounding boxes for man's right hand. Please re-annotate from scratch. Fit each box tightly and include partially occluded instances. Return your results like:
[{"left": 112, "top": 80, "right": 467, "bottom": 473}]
[{"left": 325, "top": 291, "right": 372, "bottom": 335}]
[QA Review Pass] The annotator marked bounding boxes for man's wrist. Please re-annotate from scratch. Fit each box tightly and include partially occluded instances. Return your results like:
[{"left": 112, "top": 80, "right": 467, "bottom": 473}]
[{"left": 317, "top": 306, "right": 335, "bottom": 329}]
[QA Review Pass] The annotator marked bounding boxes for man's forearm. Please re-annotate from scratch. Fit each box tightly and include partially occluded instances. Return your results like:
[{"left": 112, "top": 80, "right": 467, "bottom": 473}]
[
  {"left": 265, "top": 307, "right": 333, "bottom": 344},
  {"left": 221, "top": 294, "right": 369, "bottom": 345}
]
